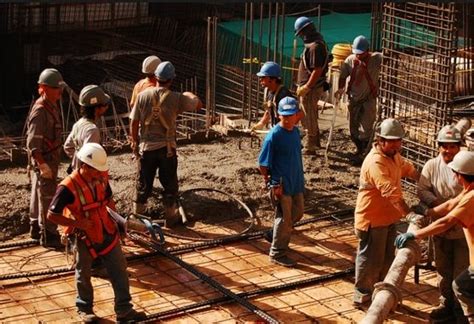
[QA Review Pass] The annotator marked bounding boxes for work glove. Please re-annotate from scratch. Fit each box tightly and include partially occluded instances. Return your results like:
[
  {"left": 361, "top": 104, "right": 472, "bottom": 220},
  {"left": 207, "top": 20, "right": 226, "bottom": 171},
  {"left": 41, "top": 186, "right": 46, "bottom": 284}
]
[
  {"left": 251, "top": 122, "right": 265, "bottom": 132},
  {"left": 38, "top": 163, "right": 53, "bottom": 179},
  {"left": 394, "top": 232, "right": 415, "bottom": 249},
  {"left": 296, "top": 84, "right": 311, "bottom": 97},
  {"left": 335, "top": 88, "right": 345, "bottom": 100}
]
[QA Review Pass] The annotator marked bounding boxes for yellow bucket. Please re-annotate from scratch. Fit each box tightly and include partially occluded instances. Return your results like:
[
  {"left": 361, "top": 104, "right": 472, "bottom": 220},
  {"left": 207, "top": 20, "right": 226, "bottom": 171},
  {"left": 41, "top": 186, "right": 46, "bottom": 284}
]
[{"left": 331, "top": 43, "right": 352, "bottom": 68}]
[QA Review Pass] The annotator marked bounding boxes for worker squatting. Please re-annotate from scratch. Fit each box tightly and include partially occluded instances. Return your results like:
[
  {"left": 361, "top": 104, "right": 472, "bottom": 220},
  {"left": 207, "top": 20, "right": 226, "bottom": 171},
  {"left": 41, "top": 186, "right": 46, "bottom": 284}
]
[{"left": 25, "top": 16, "right": 474, "bottom": 324}]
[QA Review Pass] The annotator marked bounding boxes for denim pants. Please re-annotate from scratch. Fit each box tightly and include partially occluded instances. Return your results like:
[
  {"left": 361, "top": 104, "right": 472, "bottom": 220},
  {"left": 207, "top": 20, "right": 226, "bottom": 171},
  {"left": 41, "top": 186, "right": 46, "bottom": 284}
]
[
  {"left": 135, "top": 147, "right": 178, "bottom": 207},
  {"left": 453, "top": 266, "right": 474, "bottom": 323},
  {"left": 75, "top": 238, "right": 133, "bottom": 315},
  {"left": 354, "top": 224, "right": 397, "bottom": 303},
  {"left": 269, "top": 193, "right": 304, "bottom": 259},
  {"left": 433, "top": 236, "right": 469, "bottom": 310}
]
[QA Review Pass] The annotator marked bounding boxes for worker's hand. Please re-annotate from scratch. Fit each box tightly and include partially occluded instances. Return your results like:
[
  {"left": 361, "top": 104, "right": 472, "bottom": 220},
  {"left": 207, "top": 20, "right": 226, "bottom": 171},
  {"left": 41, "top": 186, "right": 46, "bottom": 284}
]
[
  {"left": 251, "top": 122, "right": 265, "bottom": 132},
  {"left": 296, "top": 84, "right": 311, "bottom": 97},
  {"left": 130, "top": 140, "right": 139, "bottom": 159},
  {"left": 75, "top": 218, "right": 94, "bottom": 231},
  {"left": 272, "top": 185, "right": 283, "bottom": 200},
  {"left": 335, "top": 88, "right": 345, "bottom": 100},
  {"left": 394, "top": 232, "right": 415, "bottom": 249},
  {"left": 38, "top": 163, "right": 53, "bottom": 179}
]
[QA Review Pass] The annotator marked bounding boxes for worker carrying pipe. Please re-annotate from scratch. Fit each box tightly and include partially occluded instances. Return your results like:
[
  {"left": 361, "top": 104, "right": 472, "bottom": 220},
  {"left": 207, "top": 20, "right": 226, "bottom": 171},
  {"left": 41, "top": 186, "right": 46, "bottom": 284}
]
[
  {"left": 416, "top": 124, "right": 470, "bottom": 322},
  {"left": 352, "top": 118, "right": 419, "bottom": 308},
  {"left": 129, "top": 61, "right": 203, "bottom": 227},
  {"left": 335, "top": 35, "right": 382, "bottom": 165},
  {"left": 396, "top": 151, "right": 474, "bottom": 324}
]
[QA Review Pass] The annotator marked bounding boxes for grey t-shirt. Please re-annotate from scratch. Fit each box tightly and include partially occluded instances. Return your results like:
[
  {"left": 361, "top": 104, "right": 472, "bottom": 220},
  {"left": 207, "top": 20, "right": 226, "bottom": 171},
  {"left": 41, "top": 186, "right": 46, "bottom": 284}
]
[
  {"left": 63, "top": 117, "right": 101, "bottom": 170},
  {"left": 340, "top": 52, "right": 382, "bottom": 102},
  {"left": 129, "top": 87, "right": 198, "bottom": 152}
]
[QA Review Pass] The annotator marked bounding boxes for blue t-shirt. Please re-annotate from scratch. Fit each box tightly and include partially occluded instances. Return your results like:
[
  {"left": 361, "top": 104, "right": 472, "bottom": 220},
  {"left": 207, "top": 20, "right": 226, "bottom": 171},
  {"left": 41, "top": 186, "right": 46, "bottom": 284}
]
[{"left": 258, "top": 124, "right": 304, "bottom": 195}]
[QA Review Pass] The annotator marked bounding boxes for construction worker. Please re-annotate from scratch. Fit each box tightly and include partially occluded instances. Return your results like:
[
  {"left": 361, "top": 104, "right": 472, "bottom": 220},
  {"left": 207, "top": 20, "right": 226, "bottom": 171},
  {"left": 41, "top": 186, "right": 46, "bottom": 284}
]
[
  {"left": 417, "top": 125, "right": 469, "bottom": 323},
  {"left": 252, "top": 61, "right": 293, "bottom": 130},
  {"left": 26, "top": 68, "right": 65, "bottom": 247},
  {"left": 129, "top": 55, "right": 161, "bottom": 108},
  {"left": 353, "top": 118, "right": 419, "bottom": 307},
  {"left": 47, "top": 143, "right": 146, "bottom": 323},
  {"left": 258, "top": 97, "right": 305, "bottom": 267},
  {"left": 396, "top": 151, "right": 474, "bottom": 324},
  {"left": 294, "top": 16, "right": 330, "bottom": 155},
  {"left": 63, "top": 85, "right": 110, "bottom": 171},
  {"left": 336, "top": 35, "right": 382, "bottom": 165},
  {"left": 129, "top": 61, "right": 202, "bottom": 225}
]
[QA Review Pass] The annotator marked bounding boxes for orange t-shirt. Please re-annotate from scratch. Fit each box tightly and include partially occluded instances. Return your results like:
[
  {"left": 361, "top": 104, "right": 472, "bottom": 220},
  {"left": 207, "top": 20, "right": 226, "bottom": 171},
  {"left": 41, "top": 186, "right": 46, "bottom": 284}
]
[
  {"left": 355, "top": 145, "right": 417, "bottom": 231},
  {"left": 130, "top": 77, "right": 157, "bottom": 108},
  {"left": 449, "top": 188, "right": 474, "bottom": 267}
]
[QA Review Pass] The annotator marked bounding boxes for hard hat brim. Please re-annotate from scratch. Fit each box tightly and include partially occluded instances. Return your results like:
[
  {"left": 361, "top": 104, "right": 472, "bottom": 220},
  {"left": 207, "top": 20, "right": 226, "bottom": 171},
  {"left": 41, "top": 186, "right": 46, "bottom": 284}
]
[
  {"left": 256, "top": 72, "right": 267, "bottom": 77},
  {"left": 294, "top": 21, "right": 312, "bottom": 36},
  {"left": 278, "top": 109, "right": 298, "bottom": 116},
  {"left": 352, "top": 48, "right": 366, "bottom": 55}
]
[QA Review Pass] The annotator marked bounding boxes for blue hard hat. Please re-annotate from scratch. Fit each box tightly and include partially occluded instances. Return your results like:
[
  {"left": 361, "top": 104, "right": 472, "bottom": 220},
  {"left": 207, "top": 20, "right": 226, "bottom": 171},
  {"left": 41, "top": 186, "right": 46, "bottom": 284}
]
[
  {"left": 256, "top": 61, "right": 281, "bottom": 78},
  {"left": 352, "top": 35, "right": 370, "bottom": 54},
  {"left": 278, "top": 97, "right": 299, "bottom": 116},
  {"left": 294, "top": 16, "right": 313, "bottom": 36},
  {"left": 155, "top": 61, "right": 176, "bottom": 81}
]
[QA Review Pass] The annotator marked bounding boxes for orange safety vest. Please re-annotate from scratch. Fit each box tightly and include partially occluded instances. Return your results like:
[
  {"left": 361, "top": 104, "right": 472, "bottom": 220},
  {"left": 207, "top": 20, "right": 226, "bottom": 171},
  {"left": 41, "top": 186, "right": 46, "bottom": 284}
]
[{"left": 61, "top": 170, "right": 118, "bottom": 257}]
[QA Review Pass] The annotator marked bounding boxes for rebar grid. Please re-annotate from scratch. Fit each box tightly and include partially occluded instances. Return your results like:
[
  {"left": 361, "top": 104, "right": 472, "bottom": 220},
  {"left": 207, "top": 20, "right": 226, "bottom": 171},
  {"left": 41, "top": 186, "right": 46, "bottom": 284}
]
[{"left": 379, "top": 2, "right": 458, "bottom": 167}]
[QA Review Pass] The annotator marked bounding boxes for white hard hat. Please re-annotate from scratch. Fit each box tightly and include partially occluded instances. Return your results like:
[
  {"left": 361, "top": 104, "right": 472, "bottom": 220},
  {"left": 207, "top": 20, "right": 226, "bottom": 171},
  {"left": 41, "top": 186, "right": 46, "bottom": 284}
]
[
  {"left": 437, "top": 125, "right": 462, "bottom": 143},
  {"left": 77, "top": 143, "right": 108, "bottom": 172},
  {"left": 376, "top": 118, "right": 405, "bottom": 139},
  {"left": 448, "top": 150, "right": 474, "bottom": 176},
  {"left": 142, "top": 55, "right": 161, "bottom": 74}
]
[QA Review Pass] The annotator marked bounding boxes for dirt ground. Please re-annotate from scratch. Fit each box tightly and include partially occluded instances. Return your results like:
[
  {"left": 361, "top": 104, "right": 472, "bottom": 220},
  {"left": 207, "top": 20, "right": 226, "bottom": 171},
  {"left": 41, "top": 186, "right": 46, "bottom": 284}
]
[{"left": 0, "top": 127, "right": 361, "bottom": 241}]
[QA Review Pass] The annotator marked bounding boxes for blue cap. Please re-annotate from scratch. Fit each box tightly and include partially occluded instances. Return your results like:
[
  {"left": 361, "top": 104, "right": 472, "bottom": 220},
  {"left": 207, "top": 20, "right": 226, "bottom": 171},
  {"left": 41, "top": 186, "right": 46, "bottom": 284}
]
[
  {"left": 278, "top": 97, "right": 299, "bottom": 116},
  {"left": 256, "top": 61, "right": 281, "bottom": 78},
  {"left": 155, "top": 61, "right": 176, "bottom": 81},
  {"left": 352, "top": 35, "right": 369, "bottom": 54}
]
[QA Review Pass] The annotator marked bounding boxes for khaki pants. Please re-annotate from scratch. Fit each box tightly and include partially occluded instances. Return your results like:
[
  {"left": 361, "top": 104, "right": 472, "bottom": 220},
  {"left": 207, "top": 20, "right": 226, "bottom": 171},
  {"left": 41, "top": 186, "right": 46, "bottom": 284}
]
[
  {"left": 348, "top": 96, "right": 377, "bottom": 142},
  {"left": 29, "top": 168, "right": 59, "bottom": 234},
  {"left": 300, "top": 86, "right": 324, "bottom": 149}
]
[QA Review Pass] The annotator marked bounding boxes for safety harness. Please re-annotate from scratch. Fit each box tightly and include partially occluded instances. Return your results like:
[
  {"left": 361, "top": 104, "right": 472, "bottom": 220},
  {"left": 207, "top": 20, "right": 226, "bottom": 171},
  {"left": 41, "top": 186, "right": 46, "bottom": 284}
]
[
  {"left": 347, "top": 56, "right": 378, "bottom": 99},
  {"left": 143, "top": 89, "right": 174, "bottom": 157}
]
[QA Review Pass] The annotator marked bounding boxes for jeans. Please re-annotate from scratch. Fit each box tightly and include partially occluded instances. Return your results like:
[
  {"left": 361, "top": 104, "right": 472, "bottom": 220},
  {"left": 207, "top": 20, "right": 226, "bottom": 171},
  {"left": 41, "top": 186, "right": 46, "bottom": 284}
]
[
  {"left": 75, "top": 238, "right": 133, "bottom": 315},
  {"left": 354, "top": 224, "right": 397, "bottom": 303},
  {"left": 433, "top": 236, "right": 469, "bottom": 310},
  {"left": 135, "top": 147, "right": 178, "bottom": 207},
  {"left": 270, "top": 193, "right": 304, "bottom": 259},
  {"left": 453, "top": 266, "right": 474, "bottom": 323}
]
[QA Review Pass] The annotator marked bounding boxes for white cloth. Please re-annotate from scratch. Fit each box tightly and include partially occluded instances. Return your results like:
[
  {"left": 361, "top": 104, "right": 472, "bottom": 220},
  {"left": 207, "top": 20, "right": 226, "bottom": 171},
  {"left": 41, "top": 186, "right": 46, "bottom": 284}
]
[{"left": 63, "top": 117, "right": 100, "bottom": 170}]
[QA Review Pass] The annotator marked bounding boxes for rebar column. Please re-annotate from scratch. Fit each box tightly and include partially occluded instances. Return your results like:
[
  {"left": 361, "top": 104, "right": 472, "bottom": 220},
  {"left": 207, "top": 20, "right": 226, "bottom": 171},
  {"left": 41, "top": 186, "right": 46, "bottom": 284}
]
[{"left": 360, "top": 214, "right": 424, "bottom": 324}]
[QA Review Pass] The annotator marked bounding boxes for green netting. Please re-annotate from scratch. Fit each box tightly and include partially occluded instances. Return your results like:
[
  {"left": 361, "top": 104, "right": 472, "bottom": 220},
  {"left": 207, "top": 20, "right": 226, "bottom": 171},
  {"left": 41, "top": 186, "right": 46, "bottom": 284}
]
[{"left": 218, "top": 12, "right": 371, "bottom": 69}]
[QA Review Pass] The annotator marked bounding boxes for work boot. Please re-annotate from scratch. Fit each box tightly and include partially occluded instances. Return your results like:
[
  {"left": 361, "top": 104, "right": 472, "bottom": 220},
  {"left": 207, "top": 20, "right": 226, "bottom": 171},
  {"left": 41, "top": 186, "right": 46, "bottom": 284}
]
[
  {"left": 40, "top": 230, "right": 63, "bottom": 249},
  {"left": 29, "top": 221, "right": 40, "bottom": 240},
  {"left": 263, "top": 229, "right": 273, "bottom": 243},
  {"left": 77, "top": 309, "right": 100, "bottom": 323},
  {"left": 270, "top": 255, "right": 297, "bottom": 267},
  {"left": 429, "top": 304, "right": 455, "bottom": 323},
  {"left": 116, "top": 308, "right": 147, "bottom": 323},
  {"left": 164, "top": 204, "right": 181, "bottom": 228}
]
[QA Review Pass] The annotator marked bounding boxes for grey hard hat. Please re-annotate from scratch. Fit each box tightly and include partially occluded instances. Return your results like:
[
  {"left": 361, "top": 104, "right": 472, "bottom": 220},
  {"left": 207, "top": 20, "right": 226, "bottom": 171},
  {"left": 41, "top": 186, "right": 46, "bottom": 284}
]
[
  {"left": 142, "top": 55, "right": 161, "bottom": 74},
  {"left": 448, "top": 151, "right": 474, "bottom": 176},
  {"left": 38, "top": 68, "right": 65, "bottom": 88},
  {"left": 78, "top": 85, "right": 110, "bottom": 107},
  {"left": 377, "top": 118, "right": 405, "bottom": 139},
  {"left": 437, "top": 125, "right": 462, "bottom": 143}
]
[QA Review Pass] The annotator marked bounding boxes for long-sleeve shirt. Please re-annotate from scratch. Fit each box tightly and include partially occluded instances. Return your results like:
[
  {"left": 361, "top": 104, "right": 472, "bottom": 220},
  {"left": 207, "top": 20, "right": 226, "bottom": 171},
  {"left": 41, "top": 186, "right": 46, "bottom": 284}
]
[
  {"left": 355, "top": 144, "right": 418, "bottom": 231},
  {"left": 63, "top": 117, "right": 101, "bottom": 170},
  {"left": 417, "top": 154, "right": 464, "bottom": 239}
]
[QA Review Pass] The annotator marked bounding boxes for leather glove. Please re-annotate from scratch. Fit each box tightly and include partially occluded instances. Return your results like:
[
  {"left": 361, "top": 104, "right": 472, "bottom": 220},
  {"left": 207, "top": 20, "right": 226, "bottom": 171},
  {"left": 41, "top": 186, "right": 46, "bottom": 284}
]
[
  {"left": 335, "top": 88, "right": 345, "bottom": 100},
  {"left": 394, "top": 232, "right": 415, "bottom": 249},
  {"left": 296, "top": 84, "right": 311, "bottom": 97},
  {"left": 38, "top": 163, "right": 53, "bottom": 179}
]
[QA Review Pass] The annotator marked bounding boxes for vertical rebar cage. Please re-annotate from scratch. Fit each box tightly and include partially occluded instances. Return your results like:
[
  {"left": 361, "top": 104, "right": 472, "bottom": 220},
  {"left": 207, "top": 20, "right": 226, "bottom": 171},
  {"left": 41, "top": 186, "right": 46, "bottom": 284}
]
[{"left": 379, "top": 2, "right": 457, "bottom": 169}]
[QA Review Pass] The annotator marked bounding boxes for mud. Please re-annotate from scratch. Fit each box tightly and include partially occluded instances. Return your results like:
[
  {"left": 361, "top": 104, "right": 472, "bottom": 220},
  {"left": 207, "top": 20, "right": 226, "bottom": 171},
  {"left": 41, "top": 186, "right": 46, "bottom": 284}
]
[{"left": 0, "top": 129, "right": 361, "bottom": 241}]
